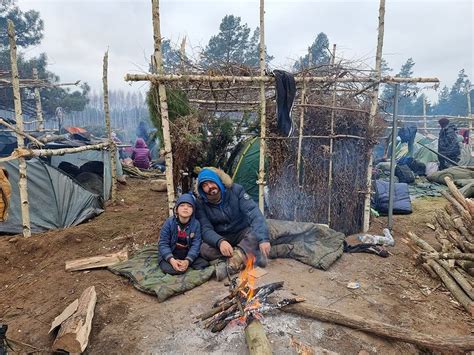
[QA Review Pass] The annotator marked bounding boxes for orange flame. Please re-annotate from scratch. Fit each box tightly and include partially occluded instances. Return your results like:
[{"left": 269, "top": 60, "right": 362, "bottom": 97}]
[{"left": 239, "top": 254, "right": 256, "bottom": 301}]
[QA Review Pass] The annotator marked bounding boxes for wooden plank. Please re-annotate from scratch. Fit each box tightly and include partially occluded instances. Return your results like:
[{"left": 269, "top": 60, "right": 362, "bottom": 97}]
[
  {"left": 249, "top": 267, "right": 268, "bottom": 279},
  {"left": 49, "top": 299, "right": 78, "bottom": 334},
  {"left": 65, "top": 249, "right": 128, "bottom": 271},
  {"left": 53, "top": 286, "right": 97, "bottom": 353}
]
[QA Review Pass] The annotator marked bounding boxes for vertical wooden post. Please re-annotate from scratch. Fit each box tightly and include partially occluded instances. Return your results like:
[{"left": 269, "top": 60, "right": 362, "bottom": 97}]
[
  {"left": 103, "top": 50, "right": 117, "bottom": 202},
  {"left": 363, "top": 0, "right": 385, "bottom": 232},
  {"left": 257, "top": 0, "right": 266, "bottom": 213},
  {"left": 180, "top": 36, "right": 186, "bottom": 73},
  {"left": 467, "top": 83, "right": 473, "bottom": 150},
  {"left": 327, "top": 44, "right": 337, "bottom": 226},
  {"left": 295, "top": 81, "right": 307, "bottom": 188},
  {"left": 32, "top": 68, "right": 45, "bottom": 131},
  {"left": 152, "top": 0, "right": 175, "bottom": 216},
  {"left": 8, "top": 20, "right": 31, "bottom": 237},
  {"left": 422, "top": 96, "right": 427, "bottom": 133}
]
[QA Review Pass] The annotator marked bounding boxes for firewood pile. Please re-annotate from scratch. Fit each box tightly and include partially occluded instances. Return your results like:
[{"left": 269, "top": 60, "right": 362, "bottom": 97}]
[{"left": 407, "top": 176, "right": 474, "bottom": 316}]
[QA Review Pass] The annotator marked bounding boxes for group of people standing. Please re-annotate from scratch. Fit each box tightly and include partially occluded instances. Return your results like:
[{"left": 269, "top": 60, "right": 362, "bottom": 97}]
[{"left": 158, "top": 168, "right": 270, "bottom": 280}]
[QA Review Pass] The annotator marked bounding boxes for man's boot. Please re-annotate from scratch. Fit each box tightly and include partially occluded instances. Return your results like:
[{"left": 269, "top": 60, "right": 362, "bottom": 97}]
[
  {"left": 214, "top": 249, "right": 246, "bottom": 281},
  {"left": 215, "top": 261, "right": 228, "bottom": 281},
  {"left": 228, "top": 248, "right": 246, "bottom": 273}
]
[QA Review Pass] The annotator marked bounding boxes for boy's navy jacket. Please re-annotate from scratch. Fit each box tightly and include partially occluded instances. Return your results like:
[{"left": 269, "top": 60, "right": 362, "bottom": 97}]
[
  {"left": 196, "top": 169, "right": 269, "bottom": 248},
  {"left": 158, "top": 216, "right": 201, "bottom": 263}
]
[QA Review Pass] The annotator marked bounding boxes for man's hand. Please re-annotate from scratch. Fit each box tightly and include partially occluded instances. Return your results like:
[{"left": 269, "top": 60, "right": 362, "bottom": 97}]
[
  {"left": 259, "top": 242, "right": 271, "bottom": 258},
  {"left": 169, "top": 258, "right": 181, "bottom": 272},
  {"left": 219, "top": 240, "right": 234, "bottom": 257}
]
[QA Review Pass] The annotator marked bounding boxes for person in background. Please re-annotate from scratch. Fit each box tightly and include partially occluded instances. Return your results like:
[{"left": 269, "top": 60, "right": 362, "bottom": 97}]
[
  {"left": 131, "top": 138, "right": 151, "bottom": 169},
  {"left": 438, "top": 118, "right": 461, "bottom": 170}
]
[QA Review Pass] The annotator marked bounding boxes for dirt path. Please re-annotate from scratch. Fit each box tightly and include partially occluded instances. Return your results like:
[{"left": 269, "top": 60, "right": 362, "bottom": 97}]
[{"left": 1, "top": 180, "right": 472, "bottom": 354}]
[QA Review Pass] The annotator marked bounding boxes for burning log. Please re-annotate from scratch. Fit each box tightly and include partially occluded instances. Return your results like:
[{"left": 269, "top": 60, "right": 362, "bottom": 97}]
[{"left": 200, "top": 256, "right": 303, "bottom": 334}]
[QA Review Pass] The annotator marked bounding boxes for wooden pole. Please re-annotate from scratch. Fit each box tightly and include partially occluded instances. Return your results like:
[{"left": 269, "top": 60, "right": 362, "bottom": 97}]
[
  {"left": 327, "top": 44, "right": 337, "bottom": 226},
  {"left": 152, "top": 0, "right": 175, "bottom": 216},
  {"left": 0, "top": 142, "right": 110, "bottom": 164},
  {"left": 32, "top": 68, "right": 45, "bottom": 131},
  {"left": 363, "top": 0, "right": 386, "bottom": 232},
  {"left": 180, "top": 36, "right": 186, "bottom": 73},
  {"left": 294, "top": 49, "right": 309, "bottom": 220},
  {"left": 102, "top": 50, "right": 117, "bottom": 202},
  {"left": 281, "top": 302, "right": 474, "bottom": 350},
  {"left": 422, "top": 95, "right": 427, "bottom": 133},
  {"left": 244, "top": 318, "right": 272, "bottom": 355},
  {"left": 8, "top": 20, "right": 31, "bottom": 238},
  {"left": 295, "top": 81, "right": 306, "bottom": 188},
  {"left": 467, "top": 83, "right": 473, "bottom": 150},
  {"left": 0, "top": 118, "right": 44, "bottom": 147},
  {"left": 125, "top": 73, "right": 439, "bottom": 84},
  {"left": 257, "top": 0, "right": 266, "bottom": 213}
]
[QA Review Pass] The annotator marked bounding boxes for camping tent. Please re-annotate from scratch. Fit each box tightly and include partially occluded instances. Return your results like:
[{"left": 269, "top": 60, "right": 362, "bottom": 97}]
[
  {"left": 0, "top": 140, "right": 123, "bottom": 234},
  {"left": 226, "top": 137, "right": 260, "bottom": 202},
  {"left": 1, "top": 158, "right": 104, "bottom": 234}
]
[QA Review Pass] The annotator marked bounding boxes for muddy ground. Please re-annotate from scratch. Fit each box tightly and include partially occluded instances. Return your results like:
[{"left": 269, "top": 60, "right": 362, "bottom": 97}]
[{"left": 1, "top": 179, "right": 473, "bottom": 354}]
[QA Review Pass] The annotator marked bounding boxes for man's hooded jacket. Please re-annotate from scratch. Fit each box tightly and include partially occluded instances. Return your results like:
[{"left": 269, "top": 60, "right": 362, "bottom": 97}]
[{"left": 195, "top": 168, "right": 269, "bottom": 248}]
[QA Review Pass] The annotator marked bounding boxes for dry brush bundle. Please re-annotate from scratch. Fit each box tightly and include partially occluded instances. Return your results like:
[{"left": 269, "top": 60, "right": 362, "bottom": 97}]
[
  {"left": 169, "top": 113, "right": 205, "bottom": 188},
  {"left": 266, "top": 83, "right": 384, "bottom": 235}
]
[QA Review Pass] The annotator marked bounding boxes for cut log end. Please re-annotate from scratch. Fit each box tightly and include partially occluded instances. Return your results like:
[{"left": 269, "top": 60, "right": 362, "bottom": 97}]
[{"left": 245, "top": 318, "right": 272, "bottom": 355}]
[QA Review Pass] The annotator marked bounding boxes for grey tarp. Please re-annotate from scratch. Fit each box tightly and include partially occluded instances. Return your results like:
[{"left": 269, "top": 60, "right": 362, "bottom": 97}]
[
  {"left": 267, "top": 219, "right": 345, "bottom": 270},
  {"left": 427, "top": 166, "right": 474, "bottom": 198},
  {"left": 0, "top": 158, "right": 103, "bottom": 234}
]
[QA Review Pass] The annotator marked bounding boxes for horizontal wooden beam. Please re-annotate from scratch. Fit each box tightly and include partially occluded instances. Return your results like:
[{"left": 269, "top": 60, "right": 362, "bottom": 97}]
[{"left": 125, "top": 73, "right": 439, "bottom": 84}]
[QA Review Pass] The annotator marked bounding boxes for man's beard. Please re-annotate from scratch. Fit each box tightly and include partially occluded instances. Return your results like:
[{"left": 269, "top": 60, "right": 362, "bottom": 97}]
[{"left": 206, "top": 188, "right": 221, "bottom": 203}]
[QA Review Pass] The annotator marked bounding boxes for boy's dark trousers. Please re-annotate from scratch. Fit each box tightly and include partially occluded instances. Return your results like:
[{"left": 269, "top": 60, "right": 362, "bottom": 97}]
[{"left": 159, "top": 256, "right": 209, "bottom": 275}]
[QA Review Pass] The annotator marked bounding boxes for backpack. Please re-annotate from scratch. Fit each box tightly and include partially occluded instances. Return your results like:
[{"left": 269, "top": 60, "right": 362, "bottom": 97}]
[{"left": 395, "top": 164, "right": 415, "bottom": 184}]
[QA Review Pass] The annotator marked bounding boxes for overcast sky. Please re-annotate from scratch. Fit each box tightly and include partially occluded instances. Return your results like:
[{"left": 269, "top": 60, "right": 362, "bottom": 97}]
[{"left": 18, "top": 0, "right": 473, "bottom": 103}]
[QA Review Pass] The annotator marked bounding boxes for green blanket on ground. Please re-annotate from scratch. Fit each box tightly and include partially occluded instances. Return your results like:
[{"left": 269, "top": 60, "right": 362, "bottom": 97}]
[
  {"left": 109, "top": 219, "right": 346, "bottom": 301},
  {"left": 108, "top": 246, "right": 214, "bottom": 302},
  {"left": 267, "top": 219, "right": 345, "bottom": 270}
]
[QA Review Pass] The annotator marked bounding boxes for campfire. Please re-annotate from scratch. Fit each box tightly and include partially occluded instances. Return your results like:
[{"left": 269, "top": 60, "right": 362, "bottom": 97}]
[{"left": 196, "top": 255, "right": 304, "bottom": 352}]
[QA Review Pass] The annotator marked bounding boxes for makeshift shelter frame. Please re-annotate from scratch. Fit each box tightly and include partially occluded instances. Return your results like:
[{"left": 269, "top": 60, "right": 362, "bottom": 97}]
[
  {"left": 125, "top": 0, "right": 439, "bottom": 232},
  {"left": 1, "top": 20, "right": 117, "bottom": 237}
]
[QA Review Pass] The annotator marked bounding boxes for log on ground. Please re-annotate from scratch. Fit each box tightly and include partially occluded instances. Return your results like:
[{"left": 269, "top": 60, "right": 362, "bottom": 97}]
[
  {"left": 245, "top": 318, "right": 272, "bottom": 355},
  {"left": 281, "top": 302, "right": 474, "bottom": 350},
  {"left": 52, "top": 286, "right": 97, "bottom": 353}
]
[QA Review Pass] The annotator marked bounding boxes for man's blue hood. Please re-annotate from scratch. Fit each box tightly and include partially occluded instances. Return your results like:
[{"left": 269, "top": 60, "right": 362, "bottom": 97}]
[{"left": 197, "top": 168, "right": 226, "bottom": 202}]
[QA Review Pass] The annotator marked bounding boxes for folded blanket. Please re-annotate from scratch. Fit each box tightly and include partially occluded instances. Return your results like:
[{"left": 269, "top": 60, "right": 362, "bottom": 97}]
[
  {"left": 267, "top": 219, "right": 345, "bottom": 270},
  {"left": 108, "top": 245, "right": 214, "bottom": 302}
]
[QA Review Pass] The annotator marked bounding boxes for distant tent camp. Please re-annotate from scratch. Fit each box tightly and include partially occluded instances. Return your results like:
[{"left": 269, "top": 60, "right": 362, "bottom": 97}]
[
  {"left": 0, "top": 139, "right": 122, "bottom": 234},
  {"left": 226, "top": 137, "right": 261, "bottom": 202}
]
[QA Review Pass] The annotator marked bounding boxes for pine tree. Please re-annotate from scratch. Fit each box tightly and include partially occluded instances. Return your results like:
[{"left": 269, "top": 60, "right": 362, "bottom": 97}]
[
  {"left": 201, "top": 15, "right": 272, "bottom": 68},
  {"left": 293, "top": 33, "right": 331, "bottom": 71},
  {"left": 0, "top": 1, "right": 89, "bottom": 118}
]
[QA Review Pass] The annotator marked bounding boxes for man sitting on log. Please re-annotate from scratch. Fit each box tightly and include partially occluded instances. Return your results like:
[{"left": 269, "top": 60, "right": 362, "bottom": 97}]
[{"left": 195, "top": 168, "right": 271, "bottom": 281}]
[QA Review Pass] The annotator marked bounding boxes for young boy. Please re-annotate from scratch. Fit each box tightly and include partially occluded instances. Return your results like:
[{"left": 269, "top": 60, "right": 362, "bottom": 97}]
[{"left": 158, "top": 193, "right": 209, "bottom": 275}]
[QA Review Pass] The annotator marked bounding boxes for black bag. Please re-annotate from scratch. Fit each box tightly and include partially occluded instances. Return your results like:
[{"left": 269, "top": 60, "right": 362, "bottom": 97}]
[{"left": 395, "top": 164, "right": 415, "bottom": 183}]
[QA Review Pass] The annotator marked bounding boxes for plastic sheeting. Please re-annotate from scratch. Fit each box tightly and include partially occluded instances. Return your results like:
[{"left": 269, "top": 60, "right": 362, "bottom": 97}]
[{"left": 0, "top": 159, "right": 103, "bottom": 234}]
